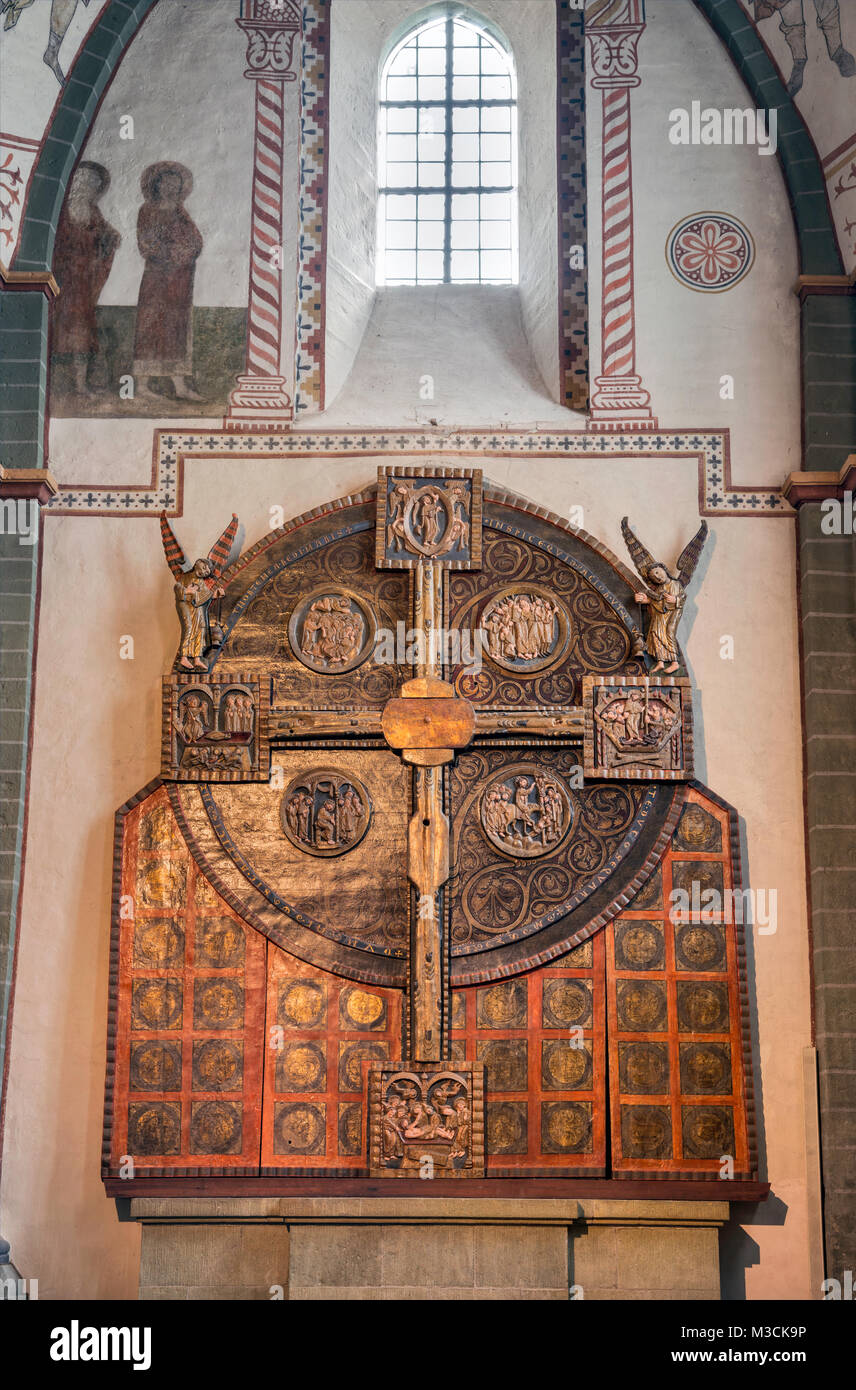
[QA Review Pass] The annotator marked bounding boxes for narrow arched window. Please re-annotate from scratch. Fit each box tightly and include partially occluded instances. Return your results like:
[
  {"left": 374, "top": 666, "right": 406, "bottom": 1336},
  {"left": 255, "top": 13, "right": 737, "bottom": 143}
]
[{"left": 378, "top": 12, "right": 518, "bottom": 286}]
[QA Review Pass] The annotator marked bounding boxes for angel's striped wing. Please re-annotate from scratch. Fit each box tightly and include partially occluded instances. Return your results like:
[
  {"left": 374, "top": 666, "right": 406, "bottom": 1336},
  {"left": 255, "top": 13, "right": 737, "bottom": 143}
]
[
  {"left": 208, "top": 514, "right": 239, "bottom": 578},
  {"left": 159, "top": 512, "right": 187, "bottom": 578}
]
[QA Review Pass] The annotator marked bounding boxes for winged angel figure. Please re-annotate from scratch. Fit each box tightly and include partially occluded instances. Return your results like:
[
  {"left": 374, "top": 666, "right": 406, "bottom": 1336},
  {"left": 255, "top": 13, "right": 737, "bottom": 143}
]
[
  {"left": 160, "top": 512, "right": 238, "bottom": 672},
  {"left": 621, "top": 517, "right": 709, "bottom": 674}
]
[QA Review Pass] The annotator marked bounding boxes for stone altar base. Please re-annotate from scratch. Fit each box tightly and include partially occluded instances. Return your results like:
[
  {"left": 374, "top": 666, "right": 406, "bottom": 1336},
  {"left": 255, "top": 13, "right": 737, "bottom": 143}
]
[{"left": 131, "top": 1198, "right": 728, "bottom": 1300}]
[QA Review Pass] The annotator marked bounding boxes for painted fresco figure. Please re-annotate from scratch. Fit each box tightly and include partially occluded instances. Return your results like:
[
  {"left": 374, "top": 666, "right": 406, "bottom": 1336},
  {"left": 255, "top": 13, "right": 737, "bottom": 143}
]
[
  {"left": 134, "top": 163, "right": 204, "bottom": 402},
  {"left": 52, "top": 161, "right": 119, "bottom": 396},
  {"left": 752, "top": 0, "right": 855, "bottom": 95},
  {"left": 1, "top": 0, "right": 91, "bottom": 85}
]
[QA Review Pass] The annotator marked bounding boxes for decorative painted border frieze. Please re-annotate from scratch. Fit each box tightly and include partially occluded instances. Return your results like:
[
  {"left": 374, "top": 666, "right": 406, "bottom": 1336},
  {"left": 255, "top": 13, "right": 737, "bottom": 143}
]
[
  {"left": 557, "top": 2, "right": 589, "bottom": 411},
  {"left": 294, "top": 0, "right": 330, "bottom": 415},
  {"left": 0, "top": 132, "right": 40, "bottom": 261},
  {"left": 45, "top": 427, "right": 792, "bottom": 518}
]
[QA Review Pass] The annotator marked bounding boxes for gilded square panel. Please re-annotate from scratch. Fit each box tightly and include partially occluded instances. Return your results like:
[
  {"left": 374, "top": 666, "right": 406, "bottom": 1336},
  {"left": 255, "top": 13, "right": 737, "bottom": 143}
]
[
  {"left": 541, "top": 1101, "right": 592, "bottom": 1154},
  {"left": 541, "top": 978, "right": 591, "bottom": 1030},
  {"left": 620, "top": 1104, "right": 673, "bottom": 1160},
  {"left": 273, "top": 1101, "right": 326, "bottom": 1156}
]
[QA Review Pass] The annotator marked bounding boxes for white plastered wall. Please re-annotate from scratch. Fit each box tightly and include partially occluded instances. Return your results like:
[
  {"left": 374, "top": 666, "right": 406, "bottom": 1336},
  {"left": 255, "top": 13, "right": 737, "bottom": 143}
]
[
  {"left": 325, "top": 0, "right": 561, "bottom": 413},
  {"left": 0, "top": 0, "right": 817, "bottom": 1301}
]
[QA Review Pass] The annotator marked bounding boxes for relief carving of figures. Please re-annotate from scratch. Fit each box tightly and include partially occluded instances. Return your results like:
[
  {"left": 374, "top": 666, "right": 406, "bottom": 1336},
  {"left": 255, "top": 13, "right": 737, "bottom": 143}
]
[
  {"left": 480, "top": 589, "right": 564, "bottom": 669},
  {"left": 621, "top": 517, "right": 708, "bottom": 674},
  {"left": 173, "top": 683, "right": 256, "bottom": 776},
  {"left": 134, "top": 163, "right": 204, "bottom": 403},
  {"left": 222, "top": 692, "right": 254, "bottom": 735},
  {"left": 300, "top": 597, "right": 363, "bottom": 667},
  {"left": 159, "top": 512, "right": 238, "bottom": 671},
  {"left": 370, "top": 1064, "right": 483, "bottom": 1176},
  {"left": 377, "top": 472, "right": 481, "bottom": 568},
  {"left": 280, "top": 769, "right": 372, "bottom": 857},
  {"left": 595, "top": 687, "right": 681, "bottom": 752},
  {"left": 288, "top": 587, "right": 377, "bottom": 675},
  {"left": 481, "top": 770, "right": 573, "bottom": 859},
  {"left": 584, "top": 676, "right": 692, "bottom": 780},
  {"left": 52, "top": 162, "right": 119, "bottom": 398}
]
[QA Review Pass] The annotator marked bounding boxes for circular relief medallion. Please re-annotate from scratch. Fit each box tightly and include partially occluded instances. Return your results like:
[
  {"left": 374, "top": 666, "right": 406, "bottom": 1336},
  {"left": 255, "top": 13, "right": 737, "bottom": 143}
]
[
  {"left": 280, "top": 768, "right": 372, "bottom": 857},
  {"left": 288, "top": 586, "right": 377, "bottom": 674},
  {"left": 478, "top": 586, "right": 571, "bottom": 673},
  {"left": 480, "top": 767, "right": 574, "bottom": 859},
  {"left": 666, "top": 212, "right": 755, "bottom": 293}
]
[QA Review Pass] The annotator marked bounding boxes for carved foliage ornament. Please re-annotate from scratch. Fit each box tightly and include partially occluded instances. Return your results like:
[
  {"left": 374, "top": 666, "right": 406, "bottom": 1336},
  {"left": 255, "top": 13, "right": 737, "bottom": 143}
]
[{"left": 280, "top": 768, "right": 372, "bottom": 858}]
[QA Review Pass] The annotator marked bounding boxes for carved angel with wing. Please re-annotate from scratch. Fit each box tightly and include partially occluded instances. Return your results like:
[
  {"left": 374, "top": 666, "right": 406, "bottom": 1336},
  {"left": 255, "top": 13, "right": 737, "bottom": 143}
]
[
  {"left": 160, "top": 512, "right": 238, "bottom": 671},
  {"left": 621, "top": 517, "right": 708, "bottom": 674}
]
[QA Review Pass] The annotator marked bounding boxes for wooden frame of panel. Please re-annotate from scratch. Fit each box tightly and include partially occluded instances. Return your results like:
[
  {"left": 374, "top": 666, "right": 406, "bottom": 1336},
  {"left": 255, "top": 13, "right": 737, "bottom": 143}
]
[
  {"left": 606, "top": 787, "right": 754, "bottom": 1180},
  {"left": 260, "top": 947, "right": 404, "bottom": 1173},
  {"left": 105, "top": 785, "right": 267, "bottom": 1178},
  {"left": 449, "top": 933, "right": 607, "bottom": 1176}
]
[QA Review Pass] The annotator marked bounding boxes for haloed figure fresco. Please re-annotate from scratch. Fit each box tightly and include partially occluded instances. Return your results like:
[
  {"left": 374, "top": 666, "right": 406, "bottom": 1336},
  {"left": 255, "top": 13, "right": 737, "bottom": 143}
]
[
  {"left": 52, "top": 161, "right": 119, "bottom": 397},
  {"left": 751, "top": 0, "right": 855, "bottom": 96},
  {"left": 1, "top": 0, "right": 91, "bottom": 85},
  {"left": 133, "top": 162, "right": 204, "bottom": 403}
]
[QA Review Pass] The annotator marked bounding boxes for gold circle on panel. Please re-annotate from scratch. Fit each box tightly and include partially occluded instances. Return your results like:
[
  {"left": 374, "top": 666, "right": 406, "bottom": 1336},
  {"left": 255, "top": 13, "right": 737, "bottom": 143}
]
[
  {"left": 276, "top": 1103, "right": 323, "bottom": 1153},
  {"left": 685, "top": 1046, "right": 728, "bottom": 1092},
  {"left": 194, "top": 1040, "right": 240, "bottom": 1090},
  {"left": 545, "top": 980, "right": 589, "bottom": 1026},
  {"left": 681, "top": 983, "right": 725, "bottom": 1030},
  {"left": 281, "top": 980, "right": 324, "bottom": 1027},
  {"left": 678, "top": 925, "right": 722, "bottom": 970},
  {"left": 546, "top": 1045, "right": 588, "bottom": 1089},
  {"left": 280, "top": 768, "right": 372, "bottom": 858},
  {"left": 477, "top": 585, "right": 572, "bottom": 675},
  {"left": 480, "top": 983, "right": 521, "bottom": 1026},
  {"left": 281, "top": 1044, "right": 325, "bottom": 1091},
  {"left": 547, "top": 1104, "right": 589, "bottom": 1150},
  {"left": 620, "top": 923, "right": 662, "bottom": 969},
  {"left": 135, "top": 919, "right": 184, "bottom": 968},
  {"left": 344, "top": 989, "right": 385, "bottom": 1026},
  {"left": 623, "top": 1042, "right": 667, "bottom": 1093},
  {"left": 677, "top": 803, "right": 721, "bottom": 850},
  {"left": 197, "top": 981, "right": 239, "bottom": 1026},
  {"left": 288, "top": 586, "right": 377, "bottom": 674},
  {"left": 133, "top": 1042, "right": 180, "bottom": 1090},
  {"left": 619, "top": 981, "right": 665, "bottom": 1030}
]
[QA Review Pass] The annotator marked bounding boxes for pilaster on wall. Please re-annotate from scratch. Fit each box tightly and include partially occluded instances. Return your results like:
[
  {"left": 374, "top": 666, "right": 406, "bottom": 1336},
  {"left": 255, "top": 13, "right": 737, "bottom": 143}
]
[
  {"left": 585, "top": 0, "right": 656, "bottom": 431},
  {"left": 787, "top": 460, "right": 856, "bottom": 1285},
  {"left": 690, "top": 0, "right": 855, "bottom": 1289},
  {"left": 225, "top": 0, "right": 300, "bottom": 431},
  {"left": 0, "top": 0, "right": 158, "bottom": 1218}
]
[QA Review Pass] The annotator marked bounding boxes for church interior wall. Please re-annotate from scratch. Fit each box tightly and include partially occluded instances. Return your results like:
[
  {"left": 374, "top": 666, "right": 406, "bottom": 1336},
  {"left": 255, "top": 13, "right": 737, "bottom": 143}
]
[{"left": 0, "top": 0, "right": 847, "bottom": 1303}]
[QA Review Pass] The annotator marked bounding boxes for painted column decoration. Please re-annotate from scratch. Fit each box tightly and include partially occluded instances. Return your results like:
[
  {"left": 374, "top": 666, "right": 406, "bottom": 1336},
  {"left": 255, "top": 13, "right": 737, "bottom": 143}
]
[
  {"left": 586, "top": 0, "right": 657, "bottom": 431},
  {"left": 226, "top": 0, "right": 300, "bottom": 431}
]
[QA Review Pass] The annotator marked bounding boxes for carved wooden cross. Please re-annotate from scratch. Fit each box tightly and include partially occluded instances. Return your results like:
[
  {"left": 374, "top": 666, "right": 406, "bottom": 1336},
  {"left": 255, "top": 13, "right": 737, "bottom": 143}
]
[
  {"left": 373, "top": 469, "right": 581, "bottom": 1061},
  {"left": 264, "top": 469, "right": 584, "bottom": 1061}
]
